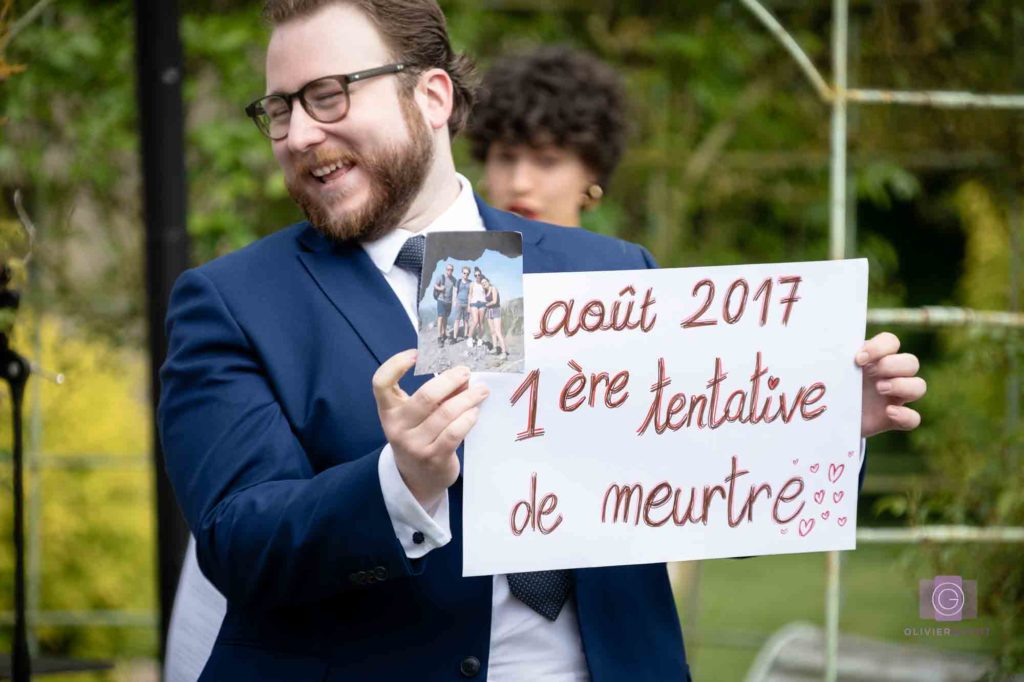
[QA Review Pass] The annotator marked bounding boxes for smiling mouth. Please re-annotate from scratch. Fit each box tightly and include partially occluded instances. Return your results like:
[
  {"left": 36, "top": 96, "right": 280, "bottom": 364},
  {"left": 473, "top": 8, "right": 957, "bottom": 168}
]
[{"left": 310, "top": 160, "right": 355, "bottom": 184}]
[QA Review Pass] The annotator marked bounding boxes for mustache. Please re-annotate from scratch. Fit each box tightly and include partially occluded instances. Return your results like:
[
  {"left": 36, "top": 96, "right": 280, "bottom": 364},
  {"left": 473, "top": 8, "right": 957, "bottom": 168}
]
[{"left": 293, "top": 148, "right": 360, "bottom": 175}]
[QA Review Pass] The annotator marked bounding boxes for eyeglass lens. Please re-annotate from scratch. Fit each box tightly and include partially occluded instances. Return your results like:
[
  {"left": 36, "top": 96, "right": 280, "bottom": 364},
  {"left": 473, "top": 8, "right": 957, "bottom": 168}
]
[{"left": 258, "top": 77, "right": 349, "bottom": 139}]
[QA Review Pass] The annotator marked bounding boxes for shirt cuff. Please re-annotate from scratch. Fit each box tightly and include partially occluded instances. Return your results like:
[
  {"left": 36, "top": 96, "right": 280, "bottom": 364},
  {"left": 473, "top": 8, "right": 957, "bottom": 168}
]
[{"left": 378, "top": 444, "right": 452, "bottom": 559}]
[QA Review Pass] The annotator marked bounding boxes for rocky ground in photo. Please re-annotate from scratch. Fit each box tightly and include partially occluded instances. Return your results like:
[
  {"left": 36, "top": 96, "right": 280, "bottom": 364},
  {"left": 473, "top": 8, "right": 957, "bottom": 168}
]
[
  {"left": 417, "top": 298, "right": 525, "bottom": 374},
  {"left": 417, "top": 328, "right": 525, "bottom": 374}
]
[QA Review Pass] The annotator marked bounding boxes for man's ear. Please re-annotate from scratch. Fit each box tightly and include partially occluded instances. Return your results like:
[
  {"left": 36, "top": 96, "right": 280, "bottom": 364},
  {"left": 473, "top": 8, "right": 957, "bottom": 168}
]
[{"left": 417, "top": 68, "right": 454, "bottom": 131}]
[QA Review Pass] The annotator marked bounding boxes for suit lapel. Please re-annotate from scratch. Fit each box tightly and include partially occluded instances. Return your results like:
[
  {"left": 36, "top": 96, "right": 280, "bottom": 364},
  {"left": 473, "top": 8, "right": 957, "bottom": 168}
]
[
  {"left": 294, "top": 196, "right": 548, "bottom": 379},
  {"left": 296, "top": 227, "right": 420, "bottom": 372}
]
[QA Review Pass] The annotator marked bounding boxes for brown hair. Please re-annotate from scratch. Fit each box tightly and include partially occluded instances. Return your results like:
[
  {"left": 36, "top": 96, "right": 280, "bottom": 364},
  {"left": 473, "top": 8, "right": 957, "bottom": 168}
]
[{"left": 263, "top": 0, "right": 477, "bottom": 136}]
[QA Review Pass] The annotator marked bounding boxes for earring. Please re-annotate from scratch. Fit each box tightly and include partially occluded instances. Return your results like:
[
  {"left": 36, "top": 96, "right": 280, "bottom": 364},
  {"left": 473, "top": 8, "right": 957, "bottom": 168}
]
[{"left": 582, "top": 184, "right": 604, "bottom": 211}]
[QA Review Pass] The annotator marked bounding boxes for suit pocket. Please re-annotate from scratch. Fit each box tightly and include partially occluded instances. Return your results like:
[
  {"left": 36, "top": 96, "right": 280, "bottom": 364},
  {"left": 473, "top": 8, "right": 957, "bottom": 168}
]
[{"left": 199, "top": 642, "right": 328, "bottom": 682}]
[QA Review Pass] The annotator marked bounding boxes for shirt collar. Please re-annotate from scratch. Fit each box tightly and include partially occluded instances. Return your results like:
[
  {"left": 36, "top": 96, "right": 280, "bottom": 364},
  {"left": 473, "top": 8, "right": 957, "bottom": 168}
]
[{"left": 362, "top": 173, "right": 484, "bottom": 275}]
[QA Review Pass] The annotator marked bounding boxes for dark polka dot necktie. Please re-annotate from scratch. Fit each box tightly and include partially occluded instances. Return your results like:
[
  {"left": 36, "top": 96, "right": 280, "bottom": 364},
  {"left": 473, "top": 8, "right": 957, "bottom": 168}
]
[
  {"left": 394, "top": 235, "right": 425, "bottom": 276},
  {"left": 507, "top": 570, "right": 574, "bottom": 621}
]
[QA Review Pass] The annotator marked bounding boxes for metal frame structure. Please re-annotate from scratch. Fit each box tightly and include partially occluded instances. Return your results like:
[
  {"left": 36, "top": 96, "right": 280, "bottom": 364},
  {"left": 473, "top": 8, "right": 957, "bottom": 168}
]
[{"left": 737, "top": 1, "right": 1024, "bottom": 680}]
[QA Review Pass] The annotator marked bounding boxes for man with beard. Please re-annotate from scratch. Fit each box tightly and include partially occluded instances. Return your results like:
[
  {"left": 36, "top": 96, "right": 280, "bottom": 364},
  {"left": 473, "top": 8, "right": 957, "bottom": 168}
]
[{"left": 158, "top": 1, "right": 927, "bottom": 680}]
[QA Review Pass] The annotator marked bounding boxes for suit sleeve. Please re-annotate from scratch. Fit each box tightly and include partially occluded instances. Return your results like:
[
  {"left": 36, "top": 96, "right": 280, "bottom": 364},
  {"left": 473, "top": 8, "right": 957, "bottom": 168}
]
[{"left": 158, "top": 268, "right": 425, "bottom": 610}]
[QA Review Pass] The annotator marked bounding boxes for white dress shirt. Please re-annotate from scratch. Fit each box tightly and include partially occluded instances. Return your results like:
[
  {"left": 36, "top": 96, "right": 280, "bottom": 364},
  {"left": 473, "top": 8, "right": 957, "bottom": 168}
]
[{"left": 365, "top": 174, "right": 591, "bottom": 682}]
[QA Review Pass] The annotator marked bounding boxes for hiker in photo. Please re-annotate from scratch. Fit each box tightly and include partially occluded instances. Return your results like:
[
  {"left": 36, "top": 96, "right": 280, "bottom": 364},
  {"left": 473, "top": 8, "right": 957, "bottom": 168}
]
[
  {"left": 468, "top": 266, "right": 489, "bottom": 349},
  {"left": 481, "top": 277, "right": 508, "bottom": 357},
  {"left": 453, "top": 265, "right": 471, "bottom": 342},
  {"left": 433, "top": 262, "right": 456, "bottom": 346}
]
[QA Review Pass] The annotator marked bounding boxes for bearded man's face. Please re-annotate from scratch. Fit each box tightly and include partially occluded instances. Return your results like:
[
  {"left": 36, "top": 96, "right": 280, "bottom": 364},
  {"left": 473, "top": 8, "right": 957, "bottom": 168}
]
[{"left": 267, "top": 4, "right": 434, "bottom": 242}]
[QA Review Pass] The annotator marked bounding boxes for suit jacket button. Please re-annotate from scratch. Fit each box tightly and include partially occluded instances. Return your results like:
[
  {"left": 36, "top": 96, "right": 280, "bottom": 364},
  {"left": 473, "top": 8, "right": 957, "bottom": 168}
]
[
  {"left": 459, "top": 656, "right": 481, "bottom": 677},
  {"left": 374, "top": 566, "right": 388, "bottom": 581}
]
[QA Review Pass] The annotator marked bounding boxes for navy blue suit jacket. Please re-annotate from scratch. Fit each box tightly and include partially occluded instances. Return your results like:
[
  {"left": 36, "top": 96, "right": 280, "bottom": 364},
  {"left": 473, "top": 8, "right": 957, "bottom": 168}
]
[{"left": 159, "top": 196, "right": 691, "bottom": 681}]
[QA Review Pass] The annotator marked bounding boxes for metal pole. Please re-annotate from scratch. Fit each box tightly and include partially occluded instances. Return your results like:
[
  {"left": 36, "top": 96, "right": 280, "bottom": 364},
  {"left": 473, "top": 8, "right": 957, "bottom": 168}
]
[
  {"left": 27, "top": 310, "right": 43, "bottom": 657},
  {"left": 867, "top": 307, "right": 1024, "bottom": 328},
  {"left": 7, "top": 352, "right": 30, "bottom": 682},
  {"left": 133, "top": 0, "right": 192, "bottom": 668},
  {"left": 825, "top": 1, "right": 848, "bottom": 680},
  {"left": 844, "top": 89, "right": 1024, "bottom": 110},
  {"left": 829, "top": 0, "right": 848, "bottom": 262},
  {"left": 737, "top": 0, "right": 832, "bottom": 102},
  {"left": 857, "top": 526, "right": 1024, "bottom": 543}
]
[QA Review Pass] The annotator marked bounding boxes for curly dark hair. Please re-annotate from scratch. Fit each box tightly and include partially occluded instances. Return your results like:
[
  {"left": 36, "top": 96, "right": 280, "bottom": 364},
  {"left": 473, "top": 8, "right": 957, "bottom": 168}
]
[{"left": 468, "top": 45, "right": 628, "bottom": 188}]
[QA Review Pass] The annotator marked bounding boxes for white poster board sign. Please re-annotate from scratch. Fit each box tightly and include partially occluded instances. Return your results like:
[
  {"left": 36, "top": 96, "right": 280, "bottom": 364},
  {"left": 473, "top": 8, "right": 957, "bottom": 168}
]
[{"left": 463, "top": 259, "right": 868, "bottom": 576}]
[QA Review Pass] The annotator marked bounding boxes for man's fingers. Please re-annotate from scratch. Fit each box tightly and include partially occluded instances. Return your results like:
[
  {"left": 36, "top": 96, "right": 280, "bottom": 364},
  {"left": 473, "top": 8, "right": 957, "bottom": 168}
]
[
  {"left": 865, "top": 353, "right": 920, "bottom": 378},
  {"left": 372, "top": 349, "right": 418, "bottom": 409},
  {"left": 405, "top": 365, "right": 472, "bottom": 424},
  {"left": 417, "top": 383, "right": 491, "bottom": 443},
  {"left": 885, "top": 405, "right": 921, "bottom": 431},
  {"left": 856, "top": 332, "right": 900, "bottom": 366},
  {"left": 432, "top": 406, "right": 481, "bottom": 454},
  {"left": 876, "top": 376, "right": 927, "bottom": 403}
]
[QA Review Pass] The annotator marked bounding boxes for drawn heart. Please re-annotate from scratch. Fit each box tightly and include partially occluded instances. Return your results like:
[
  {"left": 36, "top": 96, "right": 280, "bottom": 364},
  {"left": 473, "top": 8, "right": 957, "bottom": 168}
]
[
  {"left": 792, "top": 458, "right": 799, "bottom": 465},
  {"left": 768, "top": 376, "right": 780, "bottom": 390},
  {"left": 828, "top": 463, "right": 845, "bottom": 483},
  {"left": 837, "top": 516, "right": 848, "bottom": 527},
  {"left": 833, "top": 491, "right": 844, "bottom": 504},
  {"left": 813, "top": 490, "right": 825, "bottom": 504},
  {"left": 847, "top": 450, "right": 854, "bottom": 458},
  {"left": 799, "top": 518, "right": 815, "bottom": 537},
  {"left": 809, "top": 463, "right": 820, "bottom": 474},
  {"left": 780, "top": 528, "right": 788, "bottom": 535},
  {"left": 821, "top": 511, "right": 830, "bottom": 520}
]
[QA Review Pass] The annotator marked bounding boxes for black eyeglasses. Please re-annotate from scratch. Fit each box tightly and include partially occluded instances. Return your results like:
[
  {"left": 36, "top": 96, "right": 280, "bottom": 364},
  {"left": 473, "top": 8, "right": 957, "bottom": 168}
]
[{"left": 245, "top": 63, "right": 406, "bottom": 141}]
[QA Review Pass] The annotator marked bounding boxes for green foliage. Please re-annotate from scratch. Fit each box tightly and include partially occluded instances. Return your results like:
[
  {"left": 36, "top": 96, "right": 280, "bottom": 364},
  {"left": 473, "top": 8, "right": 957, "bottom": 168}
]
[
  {"left": 894, "top": 180, "right": 1024, "bottom": 673},
  {"left": 858, "top": 160, "right": 922, "bottom": 210},
  {"left": 0, "top": 0, "right": 1022, "bottom": 676},
  {"left": 0, "top": 315, "right": 155, "bottom": 662}
]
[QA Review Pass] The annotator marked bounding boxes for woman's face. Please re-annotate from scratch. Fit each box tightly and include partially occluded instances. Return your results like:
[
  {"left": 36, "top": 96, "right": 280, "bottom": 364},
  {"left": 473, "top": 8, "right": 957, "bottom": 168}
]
[{"left": 483, "top": 141, "right": 596, "bottom": 228}]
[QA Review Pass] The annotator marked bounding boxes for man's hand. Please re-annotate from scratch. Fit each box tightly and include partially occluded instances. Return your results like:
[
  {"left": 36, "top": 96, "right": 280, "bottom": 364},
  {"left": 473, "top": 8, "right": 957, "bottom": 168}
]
[
  {"left": 373, "top": 349, "right": 490, "bottom": 507},
  {"left": 857, "top": 332, "right": 926, "bottom": 438}
]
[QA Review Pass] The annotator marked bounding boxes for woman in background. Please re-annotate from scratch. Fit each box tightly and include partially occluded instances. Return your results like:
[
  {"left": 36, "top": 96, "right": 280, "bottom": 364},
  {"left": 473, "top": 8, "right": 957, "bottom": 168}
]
[{"left": 468, "top": 45, "right": 628, "bottom": 228}]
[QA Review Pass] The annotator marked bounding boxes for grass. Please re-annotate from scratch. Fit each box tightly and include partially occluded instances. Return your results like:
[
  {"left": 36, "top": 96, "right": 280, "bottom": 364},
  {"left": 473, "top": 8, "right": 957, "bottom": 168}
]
[{"left": 678, "top": 543, "right": 1004, "bottom": 680}]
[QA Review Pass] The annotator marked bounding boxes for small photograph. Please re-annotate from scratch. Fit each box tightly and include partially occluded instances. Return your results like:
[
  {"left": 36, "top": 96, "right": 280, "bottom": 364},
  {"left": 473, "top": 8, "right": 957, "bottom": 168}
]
[{"left": 415, "top": 231, "right": 525, "bottom": 375}]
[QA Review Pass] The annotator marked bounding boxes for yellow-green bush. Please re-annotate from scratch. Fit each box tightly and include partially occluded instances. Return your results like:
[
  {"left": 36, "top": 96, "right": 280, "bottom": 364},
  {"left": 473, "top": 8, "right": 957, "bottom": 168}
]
[{"left": 0, "top": 314, "right": 156, "bottom": 661}]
